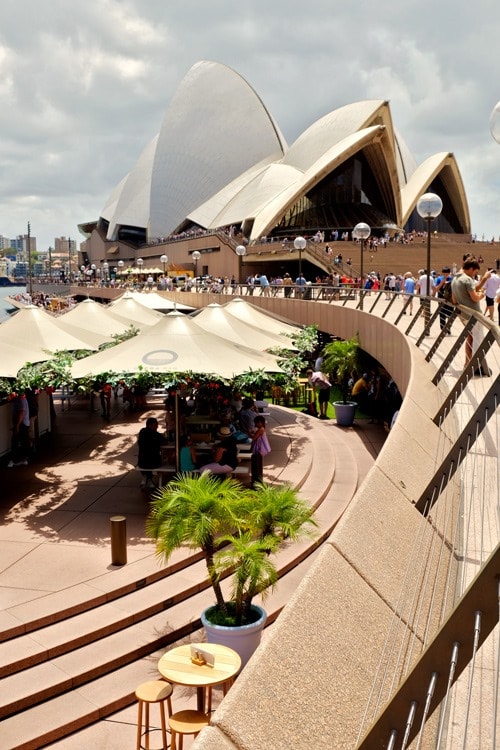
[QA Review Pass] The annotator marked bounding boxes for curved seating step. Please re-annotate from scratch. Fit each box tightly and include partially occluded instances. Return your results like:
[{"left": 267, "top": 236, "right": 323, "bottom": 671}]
[
  {"left": 0, "top": 408, "right": 363, "bottom": 749},
  {"left": 0, "top": 407, "right": 314, "bottom": 645},
  {"left": 0, "top": 420, "right": 344, "bottom": 699},
  {"left": 0, "top": 549, "right": 328, "bottom": 750}
]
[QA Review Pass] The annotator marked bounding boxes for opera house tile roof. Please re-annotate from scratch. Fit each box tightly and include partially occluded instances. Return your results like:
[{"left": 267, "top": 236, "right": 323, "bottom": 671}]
[{"left": 96, "top": 60, "right": 469, "bottom": 245}]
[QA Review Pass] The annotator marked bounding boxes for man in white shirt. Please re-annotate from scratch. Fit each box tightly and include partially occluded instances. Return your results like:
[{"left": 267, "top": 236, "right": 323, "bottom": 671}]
[
  {"left": 307, "top": 369, "right": 331, "bottom": 420},
  {"left": 416, "top": 269, "right": 435, "bottom": 326},
  {"left": 483, "top": 269, "right": 500, "bottom": 320}
]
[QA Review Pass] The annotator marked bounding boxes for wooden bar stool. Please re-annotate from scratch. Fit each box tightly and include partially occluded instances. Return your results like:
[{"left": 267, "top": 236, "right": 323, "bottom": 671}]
[
  {"left": 135, "top": 679, "right": 173, "bottom": 750},
  {"left": 168, "top": 709, "right": 209, "bottom": 750}
]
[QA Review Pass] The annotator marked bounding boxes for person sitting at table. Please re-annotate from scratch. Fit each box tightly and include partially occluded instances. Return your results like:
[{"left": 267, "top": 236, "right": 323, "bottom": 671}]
[
  {"left": 179, "top": 433, "right": 199, "bottom": 472},
  {"left": 199, "top": 427, "right": 238, "bottom": 476},
  {"left": 137, "top": 417, "right": 168, "bottom": 490},
  {"left": 219, "top": 414, "right": 251, "bottom": 444}
]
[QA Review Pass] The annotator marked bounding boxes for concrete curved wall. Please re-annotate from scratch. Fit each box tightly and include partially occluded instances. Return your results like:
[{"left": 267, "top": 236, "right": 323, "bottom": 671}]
[{"left": 172, "top": 293, "right": 459, "bottom": 750}]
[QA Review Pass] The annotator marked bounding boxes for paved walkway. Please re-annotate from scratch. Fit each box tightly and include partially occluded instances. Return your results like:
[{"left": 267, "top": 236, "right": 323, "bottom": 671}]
[{"left": 0, "top": 395, "right": 385, "bottom": 748}]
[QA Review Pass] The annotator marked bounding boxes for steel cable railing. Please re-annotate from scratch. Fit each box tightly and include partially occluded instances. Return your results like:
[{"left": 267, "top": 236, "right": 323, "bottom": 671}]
[{"left": 336, "top": 291, "right": 500, "bottom": 749}]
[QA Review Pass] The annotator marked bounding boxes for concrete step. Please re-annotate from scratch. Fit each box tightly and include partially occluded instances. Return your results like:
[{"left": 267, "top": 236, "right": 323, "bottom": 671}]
[
  {"left": 0, "top": 407, "right": 361, "bottom": 749},
  {"left": 0, "top": 542, "right": 341, "bottom": 750}
]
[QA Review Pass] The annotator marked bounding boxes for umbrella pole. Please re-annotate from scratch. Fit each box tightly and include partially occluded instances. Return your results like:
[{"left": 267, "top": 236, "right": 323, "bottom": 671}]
[{"left": 174, "top": 391, "right": 180, "bottom": 473}]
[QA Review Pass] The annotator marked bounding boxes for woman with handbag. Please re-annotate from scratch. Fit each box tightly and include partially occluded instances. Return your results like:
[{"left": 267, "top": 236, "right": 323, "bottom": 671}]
[{"left": 251, "top": 416, "right": 271, "bottom": 488}]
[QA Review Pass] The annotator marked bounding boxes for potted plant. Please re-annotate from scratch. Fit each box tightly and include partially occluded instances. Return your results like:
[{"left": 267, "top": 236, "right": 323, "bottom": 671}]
[
  {"left": 322, "top": 335, "right": 361, "bottom": 426},
  {"left": 146, "top": 473, "right": 317, "bottom": 667},
  {"left": 233, "top": 369, "right": 270, "bottom": 402}
]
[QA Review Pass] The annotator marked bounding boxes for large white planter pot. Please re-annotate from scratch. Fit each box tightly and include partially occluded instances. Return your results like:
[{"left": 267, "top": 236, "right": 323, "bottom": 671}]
[
  {"left": 201, "top": 604, "right": 267, "bottom": 669},
  {"left": 333, "top": 401, "right": 356, "bottom": 427}
]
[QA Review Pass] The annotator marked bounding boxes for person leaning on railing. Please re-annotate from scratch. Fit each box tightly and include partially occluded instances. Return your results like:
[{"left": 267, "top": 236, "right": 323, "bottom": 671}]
[{"left": 451, "top": 258, "right": 491, "bottom": 376}]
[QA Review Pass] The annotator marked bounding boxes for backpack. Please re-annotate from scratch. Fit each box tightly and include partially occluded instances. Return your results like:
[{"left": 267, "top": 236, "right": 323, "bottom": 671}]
[{"left": 441, "top": 279, "right": 454, "bottom": 303}]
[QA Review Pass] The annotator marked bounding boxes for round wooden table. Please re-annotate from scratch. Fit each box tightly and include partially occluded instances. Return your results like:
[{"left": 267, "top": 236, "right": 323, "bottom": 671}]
[{"left": 158, "top": 643, "right": 241, "bottom": 713}]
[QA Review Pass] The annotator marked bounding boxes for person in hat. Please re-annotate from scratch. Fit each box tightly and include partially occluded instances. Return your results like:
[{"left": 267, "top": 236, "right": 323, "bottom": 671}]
[{"left": 199, "top": 426, "right": 238, "bottom": 476}]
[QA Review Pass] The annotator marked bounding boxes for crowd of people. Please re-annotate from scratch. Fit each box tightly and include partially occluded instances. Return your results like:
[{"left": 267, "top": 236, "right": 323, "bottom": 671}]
[
  {"left": 137, "top": 393, "right": 271, "bottom": 491},
  {"left": 305, "top": 355, "right": 402, "bottom": 430}
]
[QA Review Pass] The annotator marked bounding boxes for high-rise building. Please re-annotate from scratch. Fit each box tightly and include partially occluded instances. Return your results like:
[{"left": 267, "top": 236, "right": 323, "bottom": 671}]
[{"left": 54, "top": 237, "right": 76, "bottom": 255}]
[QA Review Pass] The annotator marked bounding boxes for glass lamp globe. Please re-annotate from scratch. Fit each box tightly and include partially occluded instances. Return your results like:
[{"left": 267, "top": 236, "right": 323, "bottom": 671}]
[
  {"left": 235, "top": 245, "right": 246, "bottom": 257},
  {"left": 160, "top": 254, "right": 168, "bottom": 265},
  {"left": 416, "top": 193, "right": 443, "bottom": 219},
  {"left": 490, "top": 101, "right": 500, "bottom": 144},
  {"left": 192, "top": 250, "right": 201, "bottom": 261},
  {"left": 352, "top": 222, "right": 371, "bottom": 241},
  {"left": 293, "top": 236, "right": 306, "bottom": 251}
]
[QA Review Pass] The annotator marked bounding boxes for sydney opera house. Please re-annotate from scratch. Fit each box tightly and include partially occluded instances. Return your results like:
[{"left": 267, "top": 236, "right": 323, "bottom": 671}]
[{"left": 79, "top": 60, "right": 470, "bottom": 271}]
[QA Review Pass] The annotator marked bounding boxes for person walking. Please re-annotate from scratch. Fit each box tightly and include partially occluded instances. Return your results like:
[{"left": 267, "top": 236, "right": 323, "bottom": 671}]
[
  {"left": 416, "top": 269, "right": 435, "bottom": 327},
  {"left": 402, "top": 272, "right": 416, "bottom": 314},
  {"left": 483, "top": 269, "right": 500, "bottom": 320},
  {"left": 295, "top": 273, "right": 306, "bottom": 298},
  {"left": 435, "top": 267, "right": 454, "bottom": 331},
  {"left": 8, "top": 393, "right": 30, "bottom": 467}
]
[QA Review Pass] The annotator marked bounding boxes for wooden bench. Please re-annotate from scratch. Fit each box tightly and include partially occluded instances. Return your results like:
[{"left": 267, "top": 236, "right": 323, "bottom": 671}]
[
  {"left": 137, "top": 464, "right": 178, "bottom": 488},
  {"left": 237, "top": 451, "right": 252, "bottom": 460},
  {"left": 232, "top": 465, "right": 250, "bottom": 479},
  {"left": 137, "top": 463, "right": 250, "bottom": 488}
]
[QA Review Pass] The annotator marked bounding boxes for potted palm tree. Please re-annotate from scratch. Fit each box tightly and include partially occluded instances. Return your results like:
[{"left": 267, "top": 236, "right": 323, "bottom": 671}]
[
  {"left": 146, "top": 473, "right": 317, "bottom": 666},
  {"left": 322, "top": 335, "right": 361, "bottom": 426}
]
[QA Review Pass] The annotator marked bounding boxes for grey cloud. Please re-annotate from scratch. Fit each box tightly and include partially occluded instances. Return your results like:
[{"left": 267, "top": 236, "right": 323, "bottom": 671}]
[{"left": 0, "top": 0, "right": 498, "bottom": 248}]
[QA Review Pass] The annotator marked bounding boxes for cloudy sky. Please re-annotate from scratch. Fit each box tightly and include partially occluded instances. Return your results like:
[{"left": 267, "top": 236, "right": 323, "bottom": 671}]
[{"left": 0, "top": 0, "right": 499, "bottom": 250}]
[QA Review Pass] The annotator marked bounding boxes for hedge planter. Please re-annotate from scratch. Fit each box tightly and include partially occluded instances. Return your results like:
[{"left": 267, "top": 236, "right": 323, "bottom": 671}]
[
  {"left": 202, "top": 604, "right": 267, "bottom": 669},
  {"left": 333, "top": 401, "right": 357, "bottom": 427}
]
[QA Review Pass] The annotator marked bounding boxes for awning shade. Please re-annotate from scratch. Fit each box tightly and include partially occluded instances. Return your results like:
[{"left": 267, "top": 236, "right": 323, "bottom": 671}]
[{"left": 71, "top": 311, "right": 283, "bottom": 380}]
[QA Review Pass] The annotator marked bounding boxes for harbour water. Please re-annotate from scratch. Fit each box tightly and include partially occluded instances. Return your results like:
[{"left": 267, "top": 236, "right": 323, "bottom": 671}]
[{"left": 0, "top": 286, "right": 25, "bottom": 322}]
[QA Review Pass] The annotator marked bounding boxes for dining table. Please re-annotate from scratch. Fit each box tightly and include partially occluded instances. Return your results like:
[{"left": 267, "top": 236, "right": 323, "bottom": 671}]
[{"left": 157, "top": 642, "right": 241, "bottom": 713}]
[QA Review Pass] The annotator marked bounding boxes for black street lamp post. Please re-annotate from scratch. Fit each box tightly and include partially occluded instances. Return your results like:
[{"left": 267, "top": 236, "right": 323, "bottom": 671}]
[
  {"left": 416, "top": 192, "right": 443, "bottom": 324},
  {"left": 352, "top": 222, "right": 371, "bottom": 310},
  {"left": 235, "top": 245, "right": 246, "bottom": 286},
  {"left": 294, "top": 236, "right": 306, "bottom": 280}
]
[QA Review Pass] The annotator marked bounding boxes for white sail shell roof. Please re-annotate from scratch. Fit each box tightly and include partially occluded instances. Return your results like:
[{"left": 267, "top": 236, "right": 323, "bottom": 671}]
[{"left": 98, "top": 62, "right": 470, "bottom": 241}]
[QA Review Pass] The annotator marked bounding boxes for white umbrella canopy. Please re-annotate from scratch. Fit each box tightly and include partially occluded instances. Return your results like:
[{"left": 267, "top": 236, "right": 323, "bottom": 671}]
[
  {"left": 190, "top": 303, "right": 296, "bottom": 351},
  {"left": 71, "top": 311, "right": 283, "bottom": 380},
  {"left": 126, "top": 291, "right": 194, "bottom": 312},
  {"left": 109, "top": 293, "right": 165, "bottom": 326},
  {"left": 223, "top": 297, "right": 302, "bottom": 338},
  {"left": 0, "top": 340, "right": 49, "bottom": 377},
  {"left": 0, "top": 306, "right": 98, "bottom": 359},
  {"left": 51, "top": 318, "right": 112, "bottom": 349},
  {"left": 60, "top": 298, "right": 141, "bottom": 337}
]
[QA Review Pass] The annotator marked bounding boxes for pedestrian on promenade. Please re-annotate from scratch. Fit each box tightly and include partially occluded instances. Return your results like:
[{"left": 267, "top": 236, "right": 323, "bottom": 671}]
[
  {"left": 416, "top": 269, "right": 435, "bottom": 326},
  {"left": 8, "top": 393, "right": 30, "bottom": 467},
  {"left": 483, "top": 268, "right": 500, "bottom": 320},
  {"left": 402, "top": 272, "right": 415, "bottom": 314},
  {"left": 451, "top": 259, "right": 491, "bottom": 376}
]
